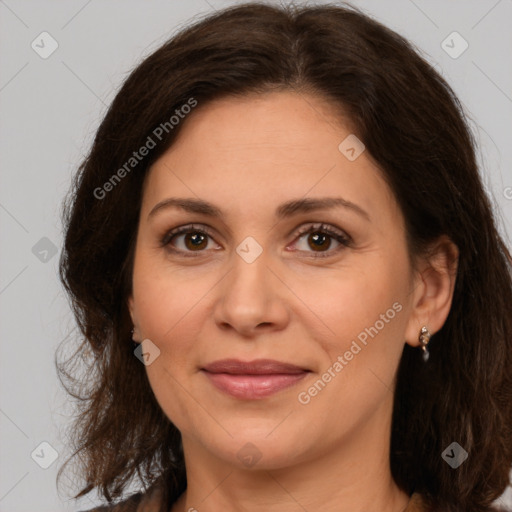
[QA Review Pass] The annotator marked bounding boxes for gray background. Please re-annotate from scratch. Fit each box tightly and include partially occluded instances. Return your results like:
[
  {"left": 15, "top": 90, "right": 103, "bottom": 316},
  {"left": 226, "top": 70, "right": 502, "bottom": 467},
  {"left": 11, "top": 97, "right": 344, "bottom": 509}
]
[{"left": 1, "top": 0, "right": 511, "bottom": 510}]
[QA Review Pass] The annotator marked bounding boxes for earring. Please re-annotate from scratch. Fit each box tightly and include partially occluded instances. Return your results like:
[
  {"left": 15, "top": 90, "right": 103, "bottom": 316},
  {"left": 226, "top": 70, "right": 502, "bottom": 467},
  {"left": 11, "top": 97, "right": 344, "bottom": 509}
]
[{"left": 419, "top": 326, "right": 431, "bottom": 362}]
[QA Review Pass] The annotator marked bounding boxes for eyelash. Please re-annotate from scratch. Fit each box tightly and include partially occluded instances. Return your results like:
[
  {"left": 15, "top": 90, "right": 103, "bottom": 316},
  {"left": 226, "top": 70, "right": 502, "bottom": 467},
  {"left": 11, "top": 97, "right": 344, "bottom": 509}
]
[{"left": 160, "top": 223, "right": 352, "bottom": 259}]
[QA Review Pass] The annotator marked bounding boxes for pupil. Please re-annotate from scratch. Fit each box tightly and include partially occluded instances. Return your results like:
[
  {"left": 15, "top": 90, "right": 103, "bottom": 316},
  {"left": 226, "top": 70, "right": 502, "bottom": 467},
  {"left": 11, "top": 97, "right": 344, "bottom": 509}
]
[
  {"left": 186, "top": 233, "right": 206, "bottom": 249},
  {"left": 310, "top": 233, "right": 329, "bottom": 251}
]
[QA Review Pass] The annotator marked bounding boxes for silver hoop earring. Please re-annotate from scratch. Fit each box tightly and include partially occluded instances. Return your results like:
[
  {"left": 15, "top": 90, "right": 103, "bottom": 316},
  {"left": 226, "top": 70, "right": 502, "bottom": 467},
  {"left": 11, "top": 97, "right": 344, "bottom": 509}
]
[{"left": 419, "top": 326, "right": 431, "bottom": 362}]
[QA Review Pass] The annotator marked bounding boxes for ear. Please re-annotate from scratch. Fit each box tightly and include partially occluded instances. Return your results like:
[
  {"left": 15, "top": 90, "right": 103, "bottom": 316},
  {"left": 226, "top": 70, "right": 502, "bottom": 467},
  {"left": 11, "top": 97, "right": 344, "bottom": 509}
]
[
  {"left": 128, "top": 295, "right": 142, "bottom": 343},
  {"left": 404, "top": 235, "right": 459, "bottom": 347},
  {"left": 128, "top": 294, "right": 135, "bottom": 319}
]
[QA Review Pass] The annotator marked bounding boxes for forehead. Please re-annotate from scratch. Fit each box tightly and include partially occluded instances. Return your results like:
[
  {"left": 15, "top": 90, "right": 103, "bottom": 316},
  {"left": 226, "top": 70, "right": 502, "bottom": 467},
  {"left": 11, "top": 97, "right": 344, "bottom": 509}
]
[
  {"left": 141, "top": 91, "right": 399, "bottom": 226},
  {"left": 166, "top": 91, "right": 352, "bottom": 162}
]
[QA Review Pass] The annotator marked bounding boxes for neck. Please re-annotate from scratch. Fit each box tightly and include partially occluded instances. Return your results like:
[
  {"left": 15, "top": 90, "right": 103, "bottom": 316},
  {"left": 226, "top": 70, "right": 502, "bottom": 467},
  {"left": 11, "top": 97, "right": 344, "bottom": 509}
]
[
  {"left": 171, "top": 400, "right": 410, "bottom": 512},
  {"left": 174, "top": 455, "right": 409, "bottom": 512}
]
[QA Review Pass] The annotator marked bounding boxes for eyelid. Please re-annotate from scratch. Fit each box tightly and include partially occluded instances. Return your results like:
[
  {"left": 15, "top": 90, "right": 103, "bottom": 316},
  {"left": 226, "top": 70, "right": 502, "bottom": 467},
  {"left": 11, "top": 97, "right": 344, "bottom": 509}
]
[
  {"left": 160, "top": 222, "right": 352, "bottom": 258},
  {"left": 160, "top": 223, "right": 217, "bottom": 247},
  {"left": 287, "top": 223, "right": 352, "bottom": 258}
]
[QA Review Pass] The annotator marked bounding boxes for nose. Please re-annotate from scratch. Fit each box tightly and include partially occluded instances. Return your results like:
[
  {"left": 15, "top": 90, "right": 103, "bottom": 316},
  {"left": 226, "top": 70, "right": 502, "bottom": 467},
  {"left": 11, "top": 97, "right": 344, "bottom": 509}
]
[{"left": 213, "top": 247, "right": 290, "bottom": 338}]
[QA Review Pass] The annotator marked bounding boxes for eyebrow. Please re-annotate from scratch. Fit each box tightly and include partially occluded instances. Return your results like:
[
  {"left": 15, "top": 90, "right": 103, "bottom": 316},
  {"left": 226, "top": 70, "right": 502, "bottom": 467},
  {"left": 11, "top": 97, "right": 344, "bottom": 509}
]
[{"left": 148, "top": 196, "right": 370, "bottom": 222}]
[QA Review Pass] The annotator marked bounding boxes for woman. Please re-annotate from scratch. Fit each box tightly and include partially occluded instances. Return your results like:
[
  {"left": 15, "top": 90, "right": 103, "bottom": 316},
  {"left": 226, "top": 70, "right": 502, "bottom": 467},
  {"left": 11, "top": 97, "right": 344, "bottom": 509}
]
[{"left": 57, "top": 2, "right": 512, "bottom": 511}]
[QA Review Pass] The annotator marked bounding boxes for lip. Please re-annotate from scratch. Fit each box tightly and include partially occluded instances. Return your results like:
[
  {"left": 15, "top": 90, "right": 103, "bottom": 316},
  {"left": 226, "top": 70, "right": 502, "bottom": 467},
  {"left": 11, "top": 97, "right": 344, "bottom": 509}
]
[
  {"left": 202, "top": 358, "right": 308, "bottom": 375},
  {"left": 201, "top": 359, "right": 311, "bottom": 400}
]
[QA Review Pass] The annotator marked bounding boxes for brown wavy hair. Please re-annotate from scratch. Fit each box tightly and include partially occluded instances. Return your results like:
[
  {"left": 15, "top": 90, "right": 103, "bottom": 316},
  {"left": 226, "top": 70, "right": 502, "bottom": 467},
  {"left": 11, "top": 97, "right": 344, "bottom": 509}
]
[{"left": 57, "top": 2, "right": 512, "bottom": 511}]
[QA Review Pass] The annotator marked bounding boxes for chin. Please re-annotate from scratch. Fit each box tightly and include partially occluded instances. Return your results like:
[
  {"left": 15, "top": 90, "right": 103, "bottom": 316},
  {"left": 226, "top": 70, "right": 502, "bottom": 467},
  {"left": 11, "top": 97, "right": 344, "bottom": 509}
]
[{"left": 204, "top": 428, "right": 307, "bottom": 470}]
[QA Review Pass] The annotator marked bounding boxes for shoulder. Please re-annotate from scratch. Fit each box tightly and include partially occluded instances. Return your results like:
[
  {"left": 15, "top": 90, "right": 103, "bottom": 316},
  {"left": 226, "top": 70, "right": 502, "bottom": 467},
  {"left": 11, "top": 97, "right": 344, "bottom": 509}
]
[
  {"left": 77, "top": 493, "right": 142, "bottom": 512},
  {"left": 77, "top": 483, "right": 165, "bottom": 512},
  {"left": 490, "top": 504, "right": 512, "bottom": 512},
  {"left": 406, "top": 492, "right": 431, "bottom": 512},
  {"left": 407, "top": 492, "right": 512, "bottom": 512}
]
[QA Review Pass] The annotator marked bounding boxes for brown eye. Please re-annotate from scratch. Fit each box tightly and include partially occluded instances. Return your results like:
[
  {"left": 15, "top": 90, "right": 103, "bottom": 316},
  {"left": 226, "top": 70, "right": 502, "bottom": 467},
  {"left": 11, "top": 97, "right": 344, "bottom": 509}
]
[
  {"left": 306, "top": 232, "right": 332, "bottom": 251},
  {"left": 182, "top": 232, "right": 208, "bottom": 251},
  {"left": 161, "top": 224, "right": 219, "bottom": 256},
  {"left": 291, "top": 223, "right": 351, "bottom": 258}
]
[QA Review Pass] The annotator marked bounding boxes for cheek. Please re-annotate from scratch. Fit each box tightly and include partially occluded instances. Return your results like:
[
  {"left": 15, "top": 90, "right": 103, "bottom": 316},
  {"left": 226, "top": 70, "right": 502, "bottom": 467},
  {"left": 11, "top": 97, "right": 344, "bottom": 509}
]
[
  {"left": 132, "top": 265, "right": 209, "bottom": 429},
  {"left": 131, "top": 257, "right": 208, "bottom": 408},
  {"left": 132, "top": 248, "right": 209, "bottom": 343},
  {"left": 295, "top": 269, "right": 409, "bottom": 432},
  {"left": 295, "top": 256, "right": 409, "bottom": 359}
]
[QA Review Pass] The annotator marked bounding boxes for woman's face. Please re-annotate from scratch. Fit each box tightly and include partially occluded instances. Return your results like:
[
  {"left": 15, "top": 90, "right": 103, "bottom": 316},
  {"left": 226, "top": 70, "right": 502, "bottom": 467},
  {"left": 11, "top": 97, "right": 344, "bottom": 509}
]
[{"left": 129, "top": 91, "right": 424, "bottom": 470}]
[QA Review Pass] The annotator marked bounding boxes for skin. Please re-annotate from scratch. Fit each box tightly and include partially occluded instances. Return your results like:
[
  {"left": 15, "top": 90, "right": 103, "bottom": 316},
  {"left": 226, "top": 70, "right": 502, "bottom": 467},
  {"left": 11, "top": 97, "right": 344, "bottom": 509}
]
[{"left": 128, "top": 91, "right": 458, "bottom": 512}]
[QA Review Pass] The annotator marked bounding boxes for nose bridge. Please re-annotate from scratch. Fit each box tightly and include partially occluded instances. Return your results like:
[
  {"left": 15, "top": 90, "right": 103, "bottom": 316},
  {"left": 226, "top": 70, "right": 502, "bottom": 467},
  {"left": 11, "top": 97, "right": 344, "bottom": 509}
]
[
  {"left": 213, "top": 237, "right": 288, "bottom": 333},
  {"left": 226, "top": 239, "right": 271, "bottom": 305}
]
